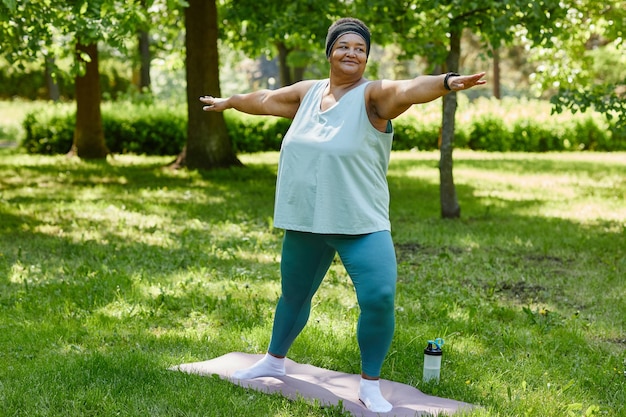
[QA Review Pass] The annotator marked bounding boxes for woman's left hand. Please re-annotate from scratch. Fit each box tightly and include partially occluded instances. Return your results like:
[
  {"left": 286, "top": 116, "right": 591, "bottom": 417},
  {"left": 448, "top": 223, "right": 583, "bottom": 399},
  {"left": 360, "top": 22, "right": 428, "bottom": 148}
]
[{"left": 448, "top": 72, "right": 487, "bottom": 91}]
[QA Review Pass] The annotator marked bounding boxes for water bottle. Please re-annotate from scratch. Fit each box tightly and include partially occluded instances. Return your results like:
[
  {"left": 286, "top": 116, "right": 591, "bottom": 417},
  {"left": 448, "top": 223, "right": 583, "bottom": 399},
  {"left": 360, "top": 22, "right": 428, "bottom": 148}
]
[{"left": 423, "top": 338, "right": 444, "bottom": 382}]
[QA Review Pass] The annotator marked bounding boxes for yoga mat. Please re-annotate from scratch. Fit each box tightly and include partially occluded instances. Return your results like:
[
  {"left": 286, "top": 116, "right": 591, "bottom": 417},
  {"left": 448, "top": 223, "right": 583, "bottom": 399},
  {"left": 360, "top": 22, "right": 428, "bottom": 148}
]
[{"left": 171, "top": 352, "right": 475, "bottom": 417}]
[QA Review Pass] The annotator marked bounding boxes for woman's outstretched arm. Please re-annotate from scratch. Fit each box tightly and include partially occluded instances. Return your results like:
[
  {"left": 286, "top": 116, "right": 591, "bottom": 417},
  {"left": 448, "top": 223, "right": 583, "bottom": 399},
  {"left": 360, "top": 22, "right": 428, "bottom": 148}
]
[
  {"left": 200, "top": 80, "right": 316, "bottom": 119},
  {"left": 367, "top": 72, "right": 487, "bottom": 121}
]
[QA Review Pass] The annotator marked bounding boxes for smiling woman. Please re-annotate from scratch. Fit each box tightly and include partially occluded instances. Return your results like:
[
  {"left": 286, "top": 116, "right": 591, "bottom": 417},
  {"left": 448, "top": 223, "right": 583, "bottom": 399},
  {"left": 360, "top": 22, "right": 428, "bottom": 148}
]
[
  {"left": 199, "top": 16, "right": 486, "bottom": 413},
  {"left": 324, "top": 18, "right": 371, "bottom": 59}
]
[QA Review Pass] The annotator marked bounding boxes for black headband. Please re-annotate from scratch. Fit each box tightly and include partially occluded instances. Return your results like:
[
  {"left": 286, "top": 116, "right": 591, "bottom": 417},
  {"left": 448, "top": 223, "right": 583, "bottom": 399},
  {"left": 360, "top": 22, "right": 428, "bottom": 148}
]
[{"left": 325, "top": 21, "right": 371, "bottom": 59}]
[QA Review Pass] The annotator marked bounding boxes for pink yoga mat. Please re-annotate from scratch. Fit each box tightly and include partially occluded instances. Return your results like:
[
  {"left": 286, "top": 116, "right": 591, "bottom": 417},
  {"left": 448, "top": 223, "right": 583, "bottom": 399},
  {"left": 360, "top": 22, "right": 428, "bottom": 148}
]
[{"left": 171, "top": 352, "right": 475, "bottom": 417}]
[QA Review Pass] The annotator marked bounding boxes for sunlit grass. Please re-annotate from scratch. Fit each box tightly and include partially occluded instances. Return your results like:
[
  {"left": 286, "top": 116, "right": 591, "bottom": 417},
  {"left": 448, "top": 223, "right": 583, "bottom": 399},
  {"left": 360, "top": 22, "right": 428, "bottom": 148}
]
[{"left": 0, "top": 150, "right": 624, "bottom": 416}]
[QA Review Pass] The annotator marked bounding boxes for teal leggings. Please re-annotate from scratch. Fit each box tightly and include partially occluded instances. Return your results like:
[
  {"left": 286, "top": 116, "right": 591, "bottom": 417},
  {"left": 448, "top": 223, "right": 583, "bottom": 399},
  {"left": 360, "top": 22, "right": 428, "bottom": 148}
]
[{"left": 268, "top": 230, "right": 397, "bottom": 377}]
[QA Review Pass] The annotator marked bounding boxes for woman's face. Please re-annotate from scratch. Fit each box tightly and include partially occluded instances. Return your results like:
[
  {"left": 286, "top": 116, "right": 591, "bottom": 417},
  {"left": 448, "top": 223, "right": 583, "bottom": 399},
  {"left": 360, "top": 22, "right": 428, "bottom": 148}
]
[{"left": 329, "top": 33, "right": 367, "bottom": 76}]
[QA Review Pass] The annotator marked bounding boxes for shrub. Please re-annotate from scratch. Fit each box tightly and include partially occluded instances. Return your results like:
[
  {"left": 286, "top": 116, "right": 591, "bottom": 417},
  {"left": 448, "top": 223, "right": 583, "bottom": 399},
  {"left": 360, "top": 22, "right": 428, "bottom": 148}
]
[
  {"left": 608, "top": 124, "right": 626, "bottom": 150},
  {"left": 22, "top": 110, "right": 75, "bottom": 154},
  {"left": 103, "top": 104, "right": 186, "bottom": 155},
  {"left": 468, "top": 116, "right": 511, "bottom": 151},
  {"left": 511, "top": 119, "right": 564, "bottom": 152},
  {"left": 567, "top": 118, "right": 611, "bottom": 151},
  {"left": 225, "top": 113, "right": 290, "bottom": 153},
  {"left": 22, "top": 102, "right": 187, "bottom": 155},
  {"left": 392, "top": 117, "right": 440, "bottom": 151},
  {"left": 19, "top": 98, "right": 622, "bottom": 155}
]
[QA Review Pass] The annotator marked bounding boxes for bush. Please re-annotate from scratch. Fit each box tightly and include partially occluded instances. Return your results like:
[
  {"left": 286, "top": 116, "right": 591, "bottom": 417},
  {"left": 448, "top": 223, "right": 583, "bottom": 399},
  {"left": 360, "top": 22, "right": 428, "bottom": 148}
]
[
  {"left": 19, "top": 98, "right": 623, "bottom": 155},
  {"left": 21, "top": 102, "right": 187, "bottom": 155},
  {"left": 225, "top": 112, "right": 290, "bottom": 153},
  {"left": 22, "top": 109, "right": 75, "bottom": 154},
  {"left": 511, "top": 119, "right": 564, "bottom": 152},
  {"left": 103, "top": 104, "right": 187, "bottom": 155},
  {"left": 567, "top": 118, "right": 611, "bottom": 151},
  {"left": 21, "top": 102, "right": 291, "bottom": 156},
  {"left": 392, "top": 117, "right": 440, "bottom": 151},
  {"left": 608, "top": 124, "right": 626, "bottom": 150},
  {"left": 468, "top": 116, "right": 511, "bottom": 151}
]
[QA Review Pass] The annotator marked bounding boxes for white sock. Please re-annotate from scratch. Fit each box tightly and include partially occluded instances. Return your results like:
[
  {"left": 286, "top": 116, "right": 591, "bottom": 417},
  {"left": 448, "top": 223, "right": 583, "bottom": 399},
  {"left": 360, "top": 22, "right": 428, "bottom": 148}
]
[
  {"left": 232, "top": 353, "right": 286, "bottom": 379},
  {"left": 359, "top": 378, "right": 393, "bottom": 413}
]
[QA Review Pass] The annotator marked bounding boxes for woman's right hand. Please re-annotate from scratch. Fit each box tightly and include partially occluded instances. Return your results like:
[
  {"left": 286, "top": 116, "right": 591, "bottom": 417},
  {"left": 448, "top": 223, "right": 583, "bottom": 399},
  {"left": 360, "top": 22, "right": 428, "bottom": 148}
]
[{"left": 200, "top": 95, "right": 229, "bottom": 112}]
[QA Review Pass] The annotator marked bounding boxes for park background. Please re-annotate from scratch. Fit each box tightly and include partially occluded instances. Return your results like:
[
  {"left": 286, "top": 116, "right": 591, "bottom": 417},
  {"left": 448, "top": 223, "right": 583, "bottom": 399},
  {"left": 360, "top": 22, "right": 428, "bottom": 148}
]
[{"left": 0, "top": 1, "right": 624, "bottom": 416}]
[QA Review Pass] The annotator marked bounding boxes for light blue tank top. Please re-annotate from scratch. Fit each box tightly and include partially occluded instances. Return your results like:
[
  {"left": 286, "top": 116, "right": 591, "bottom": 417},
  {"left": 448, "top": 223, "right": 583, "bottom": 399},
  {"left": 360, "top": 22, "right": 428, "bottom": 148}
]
[{"left": 273, "top": 79, "right": 394, "bottom": 234}]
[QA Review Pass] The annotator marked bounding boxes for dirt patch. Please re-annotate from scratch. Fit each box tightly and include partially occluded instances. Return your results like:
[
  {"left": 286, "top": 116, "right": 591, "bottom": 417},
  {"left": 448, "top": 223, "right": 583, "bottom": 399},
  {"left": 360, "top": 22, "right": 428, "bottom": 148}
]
[
  {"left": 603, "top": 337, "right": 626, "bottom": 346},
  {"left": 395, "top": 242, "right": 466, "bottom": 262},
  {"left": 521, "top": 253, "right": 572, "bottom": 266},
  {"left": 495, "top": 280, "right": 547, "bottom": 301}
]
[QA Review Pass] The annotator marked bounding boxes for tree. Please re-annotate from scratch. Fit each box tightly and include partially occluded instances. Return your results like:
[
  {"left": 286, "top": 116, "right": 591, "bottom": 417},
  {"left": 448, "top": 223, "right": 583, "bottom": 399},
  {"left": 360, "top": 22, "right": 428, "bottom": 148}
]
[
  {"left": 0, "top": 0, "right": 145, "bottom": 159},
  {"left": 72, "top": 42, "right": 108, "bottom": 158},
  {"left": 543, "top": 2, "right": 625, "bottom": 131},
  {"left": 358, "top": 0, "right": 573, "bottom": 218},
  {"left": 133, "top": 0, "right": 178, "bottom": 93},
  {"left": 136, "top": 0, "right": 152, "bottom": 92},
  {"left": 171, "top": 0, "right": 241, "bottom": 169}
]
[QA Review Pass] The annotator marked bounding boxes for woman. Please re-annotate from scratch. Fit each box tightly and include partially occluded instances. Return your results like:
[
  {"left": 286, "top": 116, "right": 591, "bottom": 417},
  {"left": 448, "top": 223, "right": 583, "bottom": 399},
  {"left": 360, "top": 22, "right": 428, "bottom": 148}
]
[{"left": 200, "top": 17, "right": 485, "bottom": 413}]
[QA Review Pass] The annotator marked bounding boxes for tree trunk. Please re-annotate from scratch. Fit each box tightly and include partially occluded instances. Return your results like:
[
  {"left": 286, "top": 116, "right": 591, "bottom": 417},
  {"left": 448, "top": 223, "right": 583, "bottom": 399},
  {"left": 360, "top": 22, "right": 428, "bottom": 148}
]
[
  {"left": 439, "top": 27, "right": 461, "bottom": 219},
  {"left": 174, "top": 0, "right": 240, "bottom": 170},
  {"left": 138, "top": 30, "right": 151, "bottom": 91},
  {"left": 293, "top": 66, "right": 305, "bottom": 83},
  {"left": 493, "top": 44, "right": 501, "bottom": 99},
  {"left": 70, "top": 42, "right": 108, "bottom": 159},
  {"left": 276, "top": 42, "right": 292, "bottom": 86},
  {"left": 44, "top": 57, "right": 60, "bottom": 101},
  {"left": 134, "top": 0, "right": 151, "bottom": 92}
]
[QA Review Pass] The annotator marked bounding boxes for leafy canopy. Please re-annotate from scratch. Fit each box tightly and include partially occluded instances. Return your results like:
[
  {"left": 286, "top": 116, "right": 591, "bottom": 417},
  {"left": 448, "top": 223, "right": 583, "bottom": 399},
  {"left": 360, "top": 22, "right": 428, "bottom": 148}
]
[{"left": 0, "top": 0, "right": 146, "bottom": 75}]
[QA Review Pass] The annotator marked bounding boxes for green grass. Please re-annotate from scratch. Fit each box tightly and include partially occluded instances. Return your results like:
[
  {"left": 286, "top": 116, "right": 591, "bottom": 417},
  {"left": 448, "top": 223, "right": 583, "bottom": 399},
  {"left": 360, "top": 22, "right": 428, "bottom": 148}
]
[{"left": 0, "top": 149, "right": 624, "bottom": 417}]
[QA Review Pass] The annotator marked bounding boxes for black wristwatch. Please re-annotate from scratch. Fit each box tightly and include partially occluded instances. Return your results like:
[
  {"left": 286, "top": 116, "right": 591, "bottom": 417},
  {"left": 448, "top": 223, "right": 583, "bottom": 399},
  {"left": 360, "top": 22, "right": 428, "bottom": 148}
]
[{"left": 444, "top": 72, "right": 460, "bottom": 91}]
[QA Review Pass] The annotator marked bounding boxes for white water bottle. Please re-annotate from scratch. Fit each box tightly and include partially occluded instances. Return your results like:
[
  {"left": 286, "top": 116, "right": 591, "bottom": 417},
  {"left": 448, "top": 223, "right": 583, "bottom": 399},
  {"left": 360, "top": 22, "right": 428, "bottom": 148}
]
[{"left": 423, "top": 338, "right": 444, "bottom": 382}]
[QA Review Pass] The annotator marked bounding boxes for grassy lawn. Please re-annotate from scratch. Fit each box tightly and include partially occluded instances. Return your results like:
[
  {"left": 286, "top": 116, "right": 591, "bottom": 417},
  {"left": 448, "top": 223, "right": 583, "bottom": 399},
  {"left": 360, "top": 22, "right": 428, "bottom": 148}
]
[{"left": 0, "top": 148, "right": 624, "bottom": 416}]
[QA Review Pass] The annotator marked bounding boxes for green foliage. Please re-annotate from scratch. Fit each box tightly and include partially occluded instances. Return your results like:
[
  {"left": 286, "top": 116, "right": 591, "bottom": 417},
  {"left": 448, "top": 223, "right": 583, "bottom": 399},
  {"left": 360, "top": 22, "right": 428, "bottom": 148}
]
[
  {"left": 389, "top": 120, "right": 418, "bottom": 150},
  {"left": 22, "top": 111, "right": 76, "bottom": 154},
  {"left": 468, "top": 116, "right": 511, "bottom": 152},
  {"left": 0, "top": 54, "right": 134, "bottom": 100},
  {"left": 219, "top": 0, "right": 347, "bottom": 86},
  {"left": 21, "top": 102, "right": 187, "bottom": 155},
  {"left": 225, "top": 112, "right": 291, "bottom": 153},
  {"left": 511, "top": 119, "right": 564, "bottom": 152},
  {"left": 393, "top": 112, "right": 619, "bottom": 153},
  {"left": 551, "top": 82, "right": 626, "bottom": 133},
  {"left": 18, "top": 98, "right": 626, "bottom": 155},
  {"left": 390, "top": 112, "right": 617, "bottom": 153},
  {"left": 103, "top": 104, "right": 187, "bottom": 155},
  {"left": 0, "top": 60, "right": 50, "bottom": 100},
  {"left": 220, "top": 0, "right": 343, "bottom": 61},
  {"left": 567, "top": 118, "right": 613, "bottom": 151},
  {"left": 19, "top": 102, "right": 290, "bottom": 156},
  {"left": 357, "top": 0, "right": 625, "bottom": 136},
  {"left": 0, "top": 0, "right": 146, "bottom": 85},
  {"left": 392, "top": 118, "right": 439, "bottom": 151},
  {"left": 0, "top": 0, "right": 17, "bottom": 12},
  {"left": 464, "top": 116, "right": 616, "bottom": 152}
]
